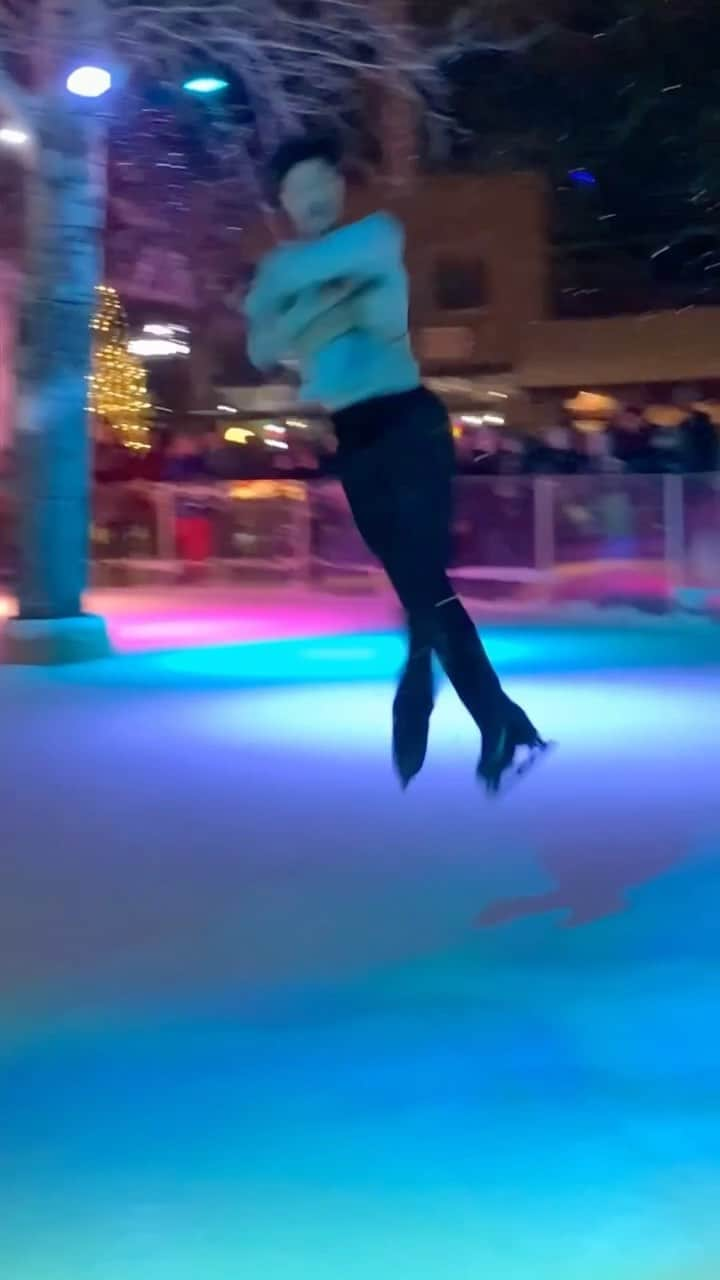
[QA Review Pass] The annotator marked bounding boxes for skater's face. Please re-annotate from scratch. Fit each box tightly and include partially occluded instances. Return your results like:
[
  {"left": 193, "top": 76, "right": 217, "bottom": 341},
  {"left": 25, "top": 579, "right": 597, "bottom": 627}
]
[{"left": 280, "top": 158, "right": 345, "bottom": 238}]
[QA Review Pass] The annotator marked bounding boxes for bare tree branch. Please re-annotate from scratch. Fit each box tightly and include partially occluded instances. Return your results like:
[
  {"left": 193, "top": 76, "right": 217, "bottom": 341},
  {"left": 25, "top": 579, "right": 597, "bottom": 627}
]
[
  {"left": 0, "top": 0, "right": 463, "bottom": 191},
  {"left": 0, "top": 0, "right": 439, "bottom": 110},
  {"left": 0, "top": 65, "right": 27, "bottom": 111}
]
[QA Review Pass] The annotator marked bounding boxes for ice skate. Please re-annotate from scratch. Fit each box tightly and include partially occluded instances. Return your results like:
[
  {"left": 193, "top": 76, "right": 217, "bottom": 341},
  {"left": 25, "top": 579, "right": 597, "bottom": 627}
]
[
  {"left": 392, "top": 659, "right": 434, "bottom": 789},
  {"left": 478, "top": 697, "right": 552, "bottom": 796}
]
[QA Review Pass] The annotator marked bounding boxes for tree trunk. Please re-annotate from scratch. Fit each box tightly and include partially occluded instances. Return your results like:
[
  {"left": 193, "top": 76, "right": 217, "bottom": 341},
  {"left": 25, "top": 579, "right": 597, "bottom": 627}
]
[
  {"left": 15, "top": 99, "right": 105, "bottom": 621},
  {"left": 378, "top": 0, "right": 418, "bottom": 188}
]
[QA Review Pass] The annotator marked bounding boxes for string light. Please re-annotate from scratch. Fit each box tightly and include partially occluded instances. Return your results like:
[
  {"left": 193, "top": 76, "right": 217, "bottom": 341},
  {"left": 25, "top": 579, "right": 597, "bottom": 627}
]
[{"left": 88, "top": 284, "right": 152, "bottom": 449}]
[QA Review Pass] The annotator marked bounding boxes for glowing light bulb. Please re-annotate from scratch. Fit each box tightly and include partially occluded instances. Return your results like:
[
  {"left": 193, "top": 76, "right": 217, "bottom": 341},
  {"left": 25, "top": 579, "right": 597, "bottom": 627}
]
[
  {"left": 67, "top": 65, "right": 112, "bottom": 98},
  {"left": 183, "top": 76, "right": 228, "bottom": 95},
  {"left": 0, "top": 126, "right": 30, "bottom": 147}
]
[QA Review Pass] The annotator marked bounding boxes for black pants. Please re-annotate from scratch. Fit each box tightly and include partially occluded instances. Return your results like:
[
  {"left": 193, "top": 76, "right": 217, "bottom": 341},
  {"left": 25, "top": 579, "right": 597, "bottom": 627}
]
[{"left": 334, "top": 387, "right": 503, "bottom": 730}]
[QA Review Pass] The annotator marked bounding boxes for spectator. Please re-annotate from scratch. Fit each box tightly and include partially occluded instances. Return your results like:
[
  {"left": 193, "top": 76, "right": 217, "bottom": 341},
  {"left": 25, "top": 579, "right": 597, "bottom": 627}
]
[
  {"left": 496, "top": 433, "right": 527, "bottom": 475},
  {"left": 136, "top": 430, "right": 168, "bottom": 482},
  {"left": 527, "top": 426, "right": 584, "bottom": 475},
  {"left": 583, "top": 427, "right": 623, "bottom": 473},
  {"left": 680, "top": 410, "right": 718, "bottom": 473},
  {"left": 644, "top": 423, "right": 682, "bottom": 473},
  {"left": 203, "top": 430, "right": 238, "bottom": 480},
  {"left": 292, "top": 443, "right": 321, "bottom": 477},
  {"left": 610, "top": 407, "right": 651, "bottom": 472},
  {"left": 470, "top": 427, "right": 502, "bottom": 474},
  {"left": 94, "top": 423, "right": 134, "bottom": 484},
  {"left": 162, "top": 434, "right": 213, "bottom": 575},
  {"left": 162, "top": 433, "right": 209, "bottom": 483}
]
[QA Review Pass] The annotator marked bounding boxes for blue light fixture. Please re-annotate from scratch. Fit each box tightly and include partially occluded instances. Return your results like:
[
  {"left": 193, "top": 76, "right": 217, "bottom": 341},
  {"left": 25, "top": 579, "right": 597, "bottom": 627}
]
[
  {"left": 183, "top": 75, "right": 229, "bottom": 95},
  {"left": 568, "top": 167, "right": 597, "bottom": 187}
]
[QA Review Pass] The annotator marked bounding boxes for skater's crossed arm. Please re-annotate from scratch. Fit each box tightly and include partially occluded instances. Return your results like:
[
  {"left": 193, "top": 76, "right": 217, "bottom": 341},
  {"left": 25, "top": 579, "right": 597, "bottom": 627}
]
[
  {"left": 287, "top": 215, "right": 410, "bottom": 344},
  {"left": 290, "top": 284, "right": 368, "bottom": 359},
  {"left": 293, "top": 274, "right": 409, "bottom": 352},
  {"left": 245, "top": 213, "right": 409, "bottom": 371},
  {"left": 350, "top": 271, "right": 411, "bottom": 344},
  {"left": 245, "top": 277, "right": 354, "bottom": 372}
]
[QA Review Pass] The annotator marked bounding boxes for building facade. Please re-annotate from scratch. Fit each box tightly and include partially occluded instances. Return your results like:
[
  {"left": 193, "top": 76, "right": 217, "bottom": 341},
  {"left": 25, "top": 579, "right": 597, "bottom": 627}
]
[{"left": 220, "top": 161, "right": 720, "bottom": 431}]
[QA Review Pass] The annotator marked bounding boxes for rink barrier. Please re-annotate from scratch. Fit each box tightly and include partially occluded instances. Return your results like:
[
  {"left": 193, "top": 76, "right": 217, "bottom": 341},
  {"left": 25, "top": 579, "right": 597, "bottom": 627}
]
[{"left": 1, "top": 474, "right": 718, "bottom": 609}]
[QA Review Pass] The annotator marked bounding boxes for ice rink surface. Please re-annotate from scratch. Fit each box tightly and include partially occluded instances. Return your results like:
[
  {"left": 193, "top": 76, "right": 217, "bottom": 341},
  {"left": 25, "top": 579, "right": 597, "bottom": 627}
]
[{"left": 1, "top": 623, "right": 719, "bottom": 1279}]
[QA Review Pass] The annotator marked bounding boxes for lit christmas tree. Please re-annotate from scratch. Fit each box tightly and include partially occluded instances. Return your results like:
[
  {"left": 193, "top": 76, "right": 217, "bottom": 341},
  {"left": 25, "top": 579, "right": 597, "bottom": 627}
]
[{"left": 88, "top": 285, "right": 152, "bottom": 450}]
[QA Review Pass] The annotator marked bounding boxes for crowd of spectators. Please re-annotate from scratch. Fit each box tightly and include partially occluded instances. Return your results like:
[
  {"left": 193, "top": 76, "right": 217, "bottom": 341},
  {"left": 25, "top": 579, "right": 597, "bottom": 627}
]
[
  {"left": 88, "top": 406, "right": 719, "bottom": 486},
  {"left": 464, "top": 408, "right": 719, "bottom": 478},
  {"left": 2, "top": 404, "right": 718, "bottom": 491},
  {"left": 93, "top": 423, "right": 321, "bottom": 485}
]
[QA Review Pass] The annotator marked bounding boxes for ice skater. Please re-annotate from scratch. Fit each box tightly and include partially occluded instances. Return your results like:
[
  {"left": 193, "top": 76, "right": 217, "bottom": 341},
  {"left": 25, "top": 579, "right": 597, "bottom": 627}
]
[{"left": 244, "top": 133, "right": 548, "bottom": 792}]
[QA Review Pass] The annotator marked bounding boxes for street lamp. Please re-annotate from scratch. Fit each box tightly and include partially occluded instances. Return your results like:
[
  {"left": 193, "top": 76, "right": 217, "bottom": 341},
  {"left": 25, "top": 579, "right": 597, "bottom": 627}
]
[{"left": 66, "top": 65, "right": 112, "bottom": 98}]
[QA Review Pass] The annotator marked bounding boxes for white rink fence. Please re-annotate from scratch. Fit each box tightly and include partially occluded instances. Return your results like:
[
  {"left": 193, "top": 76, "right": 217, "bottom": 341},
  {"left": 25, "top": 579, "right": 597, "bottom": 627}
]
[{"left": 1, "top": 473, "right": 719, "bottom": 612}]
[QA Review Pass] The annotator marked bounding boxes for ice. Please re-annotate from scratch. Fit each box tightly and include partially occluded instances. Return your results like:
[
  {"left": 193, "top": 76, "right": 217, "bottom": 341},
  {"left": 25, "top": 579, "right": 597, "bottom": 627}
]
[{"left": 1, "top": 623, "right": 719, "bottom": 1280}]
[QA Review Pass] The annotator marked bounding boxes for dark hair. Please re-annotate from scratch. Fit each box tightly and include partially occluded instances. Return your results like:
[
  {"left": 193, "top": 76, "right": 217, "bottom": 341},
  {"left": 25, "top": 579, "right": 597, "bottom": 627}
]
[{"left": 268, "top": 131, "right": 343, "bottom": 192}]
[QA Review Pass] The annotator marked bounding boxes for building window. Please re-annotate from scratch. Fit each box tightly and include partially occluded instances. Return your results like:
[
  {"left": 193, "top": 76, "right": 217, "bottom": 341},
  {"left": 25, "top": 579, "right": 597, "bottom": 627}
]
[
  {"left": 434, "top": 257, "right": 489, "bottom": 312},
  {"left": 420, "top": 327, "right": 475, "bottom": 364}
]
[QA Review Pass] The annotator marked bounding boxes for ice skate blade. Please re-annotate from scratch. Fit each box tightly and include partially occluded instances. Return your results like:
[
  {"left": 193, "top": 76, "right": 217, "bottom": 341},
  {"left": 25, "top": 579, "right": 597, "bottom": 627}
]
[
  {"left": 480, "top": 739, "right": 557, "bottom": 799},
  {"left": 392, "top": 704, "right": 433, "bottom": 792},
  {"left": 394, "top": 763, "right": 420, "bottom": 791}
]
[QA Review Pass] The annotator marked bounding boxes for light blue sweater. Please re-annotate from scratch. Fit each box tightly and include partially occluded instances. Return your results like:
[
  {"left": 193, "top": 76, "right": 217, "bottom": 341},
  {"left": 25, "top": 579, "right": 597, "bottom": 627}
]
[{"left": 244, "top": 213, "right": 420, "bottom": 412}]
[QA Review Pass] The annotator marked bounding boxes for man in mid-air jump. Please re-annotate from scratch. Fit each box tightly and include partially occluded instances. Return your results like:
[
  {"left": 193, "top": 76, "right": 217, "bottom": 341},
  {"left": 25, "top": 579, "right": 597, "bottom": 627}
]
[{"left": 245, "top": 133, "right": 548, "bottom": 792}]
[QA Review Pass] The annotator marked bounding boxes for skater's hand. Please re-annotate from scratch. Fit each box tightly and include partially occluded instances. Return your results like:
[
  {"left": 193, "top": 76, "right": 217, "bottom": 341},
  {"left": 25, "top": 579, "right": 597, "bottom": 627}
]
[
  {"left": 319, "top": 278, "right": 359, "bottom": 306},
  {"left": 245, "top": 281, "right": 353, "bottom": 371},
  {"left": 293, "top": 284, "right": 367, "bottom": 356},
  {"left": 293, "top": 305, "right": 354, "bottom": 357}
]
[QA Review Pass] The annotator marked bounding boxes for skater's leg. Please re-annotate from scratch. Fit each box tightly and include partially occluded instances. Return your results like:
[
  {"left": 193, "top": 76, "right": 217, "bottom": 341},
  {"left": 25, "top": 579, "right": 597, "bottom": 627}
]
[
  {"left": 389, "top": 608, "right": 436, "bottom": 786},
  {"left": 340, "top": 442, "right": 434, "bottom": 785},
  {"left": 375, "top": 402, "right": 504, "bottom": 732},
  {"left": 339, "top": 389, "right": 545, "bottom": 787},
  {"left": 389, "top": 491, "right": 545, "bottom": 789},
  {"left": 379, "top": 397, "right": 547, "bottom": 789},
  {"left": 431, "top": 592, "right": 503, "bottom": 730}
]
